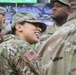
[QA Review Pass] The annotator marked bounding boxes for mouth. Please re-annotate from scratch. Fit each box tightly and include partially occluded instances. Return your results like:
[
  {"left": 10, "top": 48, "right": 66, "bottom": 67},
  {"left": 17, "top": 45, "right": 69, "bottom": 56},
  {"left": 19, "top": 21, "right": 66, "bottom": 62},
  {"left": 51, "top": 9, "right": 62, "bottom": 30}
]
[
  {"left": 34, "top": 32, "right": 41, "bottom": 39},
  {"left": 51, "top": 12, "right": 56, "bottom": 15}
]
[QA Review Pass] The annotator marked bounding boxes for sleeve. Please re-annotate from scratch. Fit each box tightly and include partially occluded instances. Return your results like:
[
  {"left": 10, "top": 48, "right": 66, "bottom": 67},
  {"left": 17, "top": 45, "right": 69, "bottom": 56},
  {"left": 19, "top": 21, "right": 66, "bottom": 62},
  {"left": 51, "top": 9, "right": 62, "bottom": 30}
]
[
  {"left": 3, "top": 42, "right": 40, "bottom": 75},
  {"left": 67, "top": 34, "right": 76, "bottom": 75}
]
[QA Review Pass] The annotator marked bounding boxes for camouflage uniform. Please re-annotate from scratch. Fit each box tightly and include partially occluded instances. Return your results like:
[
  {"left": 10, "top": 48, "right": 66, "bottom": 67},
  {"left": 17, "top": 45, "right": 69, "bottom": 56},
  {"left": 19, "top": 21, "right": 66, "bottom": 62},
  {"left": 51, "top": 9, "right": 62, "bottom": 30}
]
[
  {"left": 0, "top": 24, "right": 10, "bottom": 35},
  {"left": 0, "top": 12, "right": 47, "bottom": 75},
  {"left": 38, "top": 11, "right": 76, "bottom": 75},
  {"left": 0, "top": 34, "right": 41, "bottom": 75}
]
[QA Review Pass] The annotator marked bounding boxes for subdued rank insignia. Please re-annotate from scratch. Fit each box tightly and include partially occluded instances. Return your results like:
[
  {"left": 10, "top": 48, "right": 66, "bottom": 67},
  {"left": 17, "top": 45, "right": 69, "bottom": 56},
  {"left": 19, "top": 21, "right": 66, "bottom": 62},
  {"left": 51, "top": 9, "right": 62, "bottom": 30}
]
[{"left": 25, "top": 51, "right": 38, "bottom": 61}]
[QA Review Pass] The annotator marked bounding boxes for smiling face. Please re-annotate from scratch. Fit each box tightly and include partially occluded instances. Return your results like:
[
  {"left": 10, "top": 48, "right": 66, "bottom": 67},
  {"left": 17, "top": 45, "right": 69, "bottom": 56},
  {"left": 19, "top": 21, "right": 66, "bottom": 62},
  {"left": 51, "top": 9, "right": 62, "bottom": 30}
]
[
  {"left": 51, "top": 2, "right": 71, "bottom": 20},
  {"left": 15, "top": 22, "right": 42, "bottom": 44}
]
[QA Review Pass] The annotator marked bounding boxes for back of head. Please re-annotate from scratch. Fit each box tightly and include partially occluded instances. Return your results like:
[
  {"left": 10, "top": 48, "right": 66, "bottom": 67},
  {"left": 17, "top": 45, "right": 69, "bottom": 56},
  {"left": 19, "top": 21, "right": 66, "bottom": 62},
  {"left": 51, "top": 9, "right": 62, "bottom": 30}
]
[{"left": 0, "top": 7, "right": 6, "bottom": 15}]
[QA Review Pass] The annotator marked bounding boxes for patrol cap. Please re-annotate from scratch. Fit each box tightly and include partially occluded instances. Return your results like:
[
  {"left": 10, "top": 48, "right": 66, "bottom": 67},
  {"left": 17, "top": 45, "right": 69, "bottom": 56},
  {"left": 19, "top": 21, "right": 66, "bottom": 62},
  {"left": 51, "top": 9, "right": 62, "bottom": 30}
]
[
  {"left": 0, "top": 7, "right": 6, "bottom": 15},
  {"left": 51, "top": 0, "right": 71, "bottom": 7},
  {"left": 12, "top": 12, "right": 46, "bottom": 32}
]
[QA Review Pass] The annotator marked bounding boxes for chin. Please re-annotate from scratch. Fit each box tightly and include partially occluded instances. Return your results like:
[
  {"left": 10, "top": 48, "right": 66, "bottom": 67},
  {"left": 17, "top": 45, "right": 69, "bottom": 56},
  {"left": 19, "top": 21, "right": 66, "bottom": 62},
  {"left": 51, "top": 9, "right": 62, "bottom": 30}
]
[
  {"left": 51, "top": 16, "right": 55, "bottom": 19},
  {"left": 30, "top": 39, "right": 38, "bottom": 44},
  {"left": 34, "top": 40, "right": 39, "bottom": 43},
  {"left": 34, "top": 39, "right": 39, "bottom": 44}
]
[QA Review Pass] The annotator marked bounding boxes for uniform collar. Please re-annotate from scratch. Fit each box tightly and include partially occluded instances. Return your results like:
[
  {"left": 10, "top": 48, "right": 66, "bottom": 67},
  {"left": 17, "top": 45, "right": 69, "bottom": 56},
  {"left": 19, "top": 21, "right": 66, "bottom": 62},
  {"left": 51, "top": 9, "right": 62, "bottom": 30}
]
[
  {"left": 67, "top": 12, "right": 76, "bottom": 21},
  {"left": 3, "top": 34, "right": 19, "bottom": 42}
]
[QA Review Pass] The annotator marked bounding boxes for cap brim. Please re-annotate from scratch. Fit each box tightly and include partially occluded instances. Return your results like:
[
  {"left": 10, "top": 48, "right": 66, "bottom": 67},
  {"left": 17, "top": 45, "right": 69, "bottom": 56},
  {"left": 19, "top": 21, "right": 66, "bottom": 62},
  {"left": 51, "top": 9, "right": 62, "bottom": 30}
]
[
  {"left": 26, "top": 20, "right": 47, "bottom": 32},
  {"left": 51, "top": 0, "right": 58, "bottom": 4}
]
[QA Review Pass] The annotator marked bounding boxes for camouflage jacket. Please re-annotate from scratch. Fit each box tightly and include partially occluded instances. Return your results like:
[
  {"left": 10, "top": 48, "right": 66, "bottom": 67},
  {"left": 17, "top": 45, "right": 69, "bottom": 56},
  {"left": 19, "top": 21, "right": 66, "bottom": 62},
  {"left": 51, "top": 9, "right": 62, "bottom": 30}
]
[
  {"left": 0, "top": 25, "right": 10, "bottom": 35},
  {"left": 38, "top": 12, "right": 76, "bottom": 75},
  {"left": 0, "top": 25, "right": 11, "bottom": 43},
  {"left": 0, "top": 34, "right": 43, "bottom": 75}
]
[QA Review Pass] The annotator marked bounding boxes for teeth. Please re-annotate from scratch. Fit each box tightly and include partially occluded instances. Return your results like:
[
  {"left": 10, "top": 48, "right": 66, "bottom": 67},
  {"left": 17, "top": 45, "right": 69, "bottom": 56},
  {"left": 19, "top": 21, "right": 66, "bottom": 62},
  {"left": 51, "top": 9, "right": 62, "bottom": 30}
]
[
  {"left": 35, "top": 33, "right": 40, "bottom": 36},
  {"left": 35, "top": 32, "right": 41, "bottom": 38}
]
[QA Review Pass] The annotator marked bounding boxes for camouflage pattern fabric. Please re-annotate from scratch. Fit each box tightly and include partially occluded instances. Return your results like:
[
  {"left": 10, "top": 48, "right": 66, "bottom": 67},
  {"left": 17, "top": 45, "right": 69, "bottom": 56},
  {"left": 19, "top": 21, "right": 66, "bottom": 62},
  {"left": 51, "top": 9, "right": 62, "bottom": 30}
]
[
  {"left": 0, "top": 25, "right": 11, "bottom": 43},
  {"left": 37, "top": 12, "right": 76, "bottom": 75},
  {"left": 0, "top": 6, "right": 6, "bottom": 15},
  {"left": 12, "top": 12, "right": 46, "bottom": 32},
  {"left": 0, "top": 34, "right": 43, "bottom": 75},
  {"left": 1, "top": 25, "right": 11, "bottom": 35}
]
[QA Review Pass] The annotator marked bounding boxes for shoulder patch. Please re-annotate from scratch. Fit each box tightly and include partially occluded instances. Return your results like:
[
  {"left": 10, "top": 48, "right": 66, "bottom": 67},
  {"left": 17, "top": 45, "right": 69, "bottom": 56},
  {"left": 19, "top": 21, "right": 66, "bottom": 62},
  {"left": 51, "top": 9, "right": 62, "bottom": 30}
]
[{"left": 25, "top": 51, "right": 38, "bottom": 62}]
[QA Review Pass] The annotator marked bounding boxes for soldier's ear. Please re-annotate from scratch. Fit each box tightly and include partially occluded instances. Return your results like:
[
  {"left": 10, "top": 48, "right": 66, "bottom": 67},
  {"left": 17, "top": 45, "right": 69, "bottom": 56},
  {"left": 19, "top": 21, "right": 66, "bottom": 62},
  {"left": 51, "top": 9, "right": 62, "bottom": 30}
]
[
  {"left": 67, "top": 8, "right": 72, "bottom": 15},
  {"left": 15, "top": 24, "right": 23, "bottom": 32}
]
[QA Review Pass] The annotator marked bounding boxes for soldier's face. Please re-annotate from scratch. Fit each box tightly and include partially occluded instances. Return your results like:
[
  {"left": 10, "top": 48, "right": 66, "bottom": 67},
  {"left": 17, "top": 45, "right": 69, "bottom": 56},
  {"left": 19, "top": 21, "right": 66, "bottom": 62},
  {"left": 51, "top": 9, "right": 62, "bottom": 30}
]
[
  {"left": 51, "top": 2, "right": 71, "bottom": 20},
  {"left": 18, "top": 22, "right": 42, "bottom": 44}
]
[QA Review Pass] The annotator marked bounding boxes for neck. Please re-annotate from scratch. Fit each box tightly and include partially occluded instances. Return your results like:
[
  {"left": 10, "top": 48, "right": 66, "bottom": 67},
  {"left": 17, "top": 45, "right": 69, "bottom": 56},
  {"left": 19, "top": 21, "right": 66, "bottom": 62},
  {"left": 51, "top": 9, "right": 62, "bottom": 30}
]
[{"left": 55, "top": 17, "right": 67, "bottom": 26}]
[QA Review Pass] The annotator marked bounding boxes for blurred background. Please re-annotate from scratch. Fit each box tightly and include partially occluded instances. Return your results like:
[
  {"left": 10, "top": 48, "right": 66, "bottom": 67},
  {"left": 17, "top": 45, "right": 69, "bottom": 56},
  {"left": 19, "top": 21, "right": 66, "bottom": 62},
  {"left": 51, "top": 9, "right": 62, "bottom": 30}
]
[{"left": 0, "top": 0, "right": 54, "bottom": 28}]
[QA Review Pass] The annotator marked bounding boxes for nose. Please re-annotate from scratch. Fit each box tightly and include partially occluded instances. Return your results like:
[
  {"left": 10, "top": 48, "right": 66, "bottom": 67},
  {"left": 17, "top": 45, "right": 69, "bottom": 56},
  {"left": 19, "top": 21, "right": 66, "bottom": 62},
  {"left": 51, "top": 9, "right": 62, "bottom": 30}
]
[{"left": 52, "top": 6, "right": 56, "bottom": 11}]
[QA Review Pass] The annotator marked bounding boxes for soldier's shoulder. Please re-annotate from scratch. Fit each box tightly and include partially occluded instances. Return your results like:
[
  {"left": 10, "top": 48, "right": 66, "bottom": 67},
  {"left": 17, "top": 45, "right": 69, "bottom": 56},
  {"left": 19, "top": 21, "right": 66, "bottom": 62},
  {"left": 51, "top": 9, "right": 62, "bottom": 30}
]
[
  {"left": 1, "top": 24, "right": 11, "bottom": 35},
  {"left": 0, "top": 34, "right": 33, "bottom": 55}
]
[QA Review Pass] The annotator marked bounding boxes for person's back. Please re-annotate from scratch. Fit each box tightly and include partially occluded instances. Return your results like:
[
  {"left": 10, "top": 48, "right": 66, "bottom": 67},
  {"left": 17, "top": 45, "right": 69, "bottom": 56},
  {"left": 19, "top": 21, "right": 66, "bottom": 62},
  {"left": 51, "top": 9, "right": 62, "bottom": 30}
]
[{"left": 38, "top": 0, "right": 76, "bottom": 75}]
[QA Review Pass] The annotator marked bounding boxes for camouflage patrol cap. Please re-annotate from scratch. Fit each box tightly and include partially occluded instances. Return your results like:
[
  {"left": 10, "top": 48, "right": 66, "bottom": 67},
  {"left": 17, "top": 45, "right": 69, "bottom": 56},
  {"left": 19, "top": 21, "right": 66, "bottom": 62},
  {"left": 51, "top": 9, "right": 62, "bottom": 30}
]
[
  {"left": 12, "top": 12, "right": 46, "bottom": 32},
  {"left": 0, "top": 7, "right": 6, "bottom": 15},
  {"left": 51, "top": 0, "right": 71, "bottom": 7}
]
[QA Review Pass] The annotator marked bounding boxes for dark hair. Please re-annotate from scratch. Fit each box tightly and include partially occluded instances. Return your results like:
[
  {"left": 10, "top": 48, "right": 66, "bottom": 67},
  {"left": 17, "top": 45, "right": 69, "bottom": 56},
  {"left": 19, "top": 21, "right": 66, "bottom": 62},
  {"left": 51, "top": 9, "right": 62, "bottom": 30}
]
[{"left": 11, "top": 21, "right": 26, "bottom": 35}]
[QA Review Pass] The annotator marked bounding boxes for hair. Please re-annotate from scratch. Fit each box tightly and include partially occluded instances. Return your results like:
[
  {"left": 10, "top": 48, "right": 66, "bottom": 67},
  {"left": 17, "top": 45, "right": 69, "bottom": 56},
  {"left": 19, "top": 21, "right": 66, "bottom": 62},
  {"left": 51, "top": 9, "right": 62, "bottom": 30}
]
[{"left": 11, "top": 21, "right": 26, "bottom": 35}]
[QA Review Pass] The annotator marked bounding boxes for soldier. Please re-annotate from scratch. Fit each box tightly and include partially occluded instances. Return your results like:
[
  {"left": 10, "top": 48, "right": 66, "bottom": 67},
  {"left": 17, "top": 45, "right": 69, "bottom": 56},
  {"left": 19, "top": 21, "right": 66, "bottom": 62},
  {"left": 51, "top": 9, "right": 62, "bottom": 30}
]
[
  {"left": 35, "top": 0, "right": 71, "bottom": 50},
  {"left": 0, "top": 7, "right": 11, "bottom": 43},
  {"left": 48, "top": 0, "right": 71, "bottom": 34},
  {"left": 0, "top": 12, "right": 47, "bottom": 75},
  {"left": 37, "top": 0, "right": 76, "bottom": 75}
]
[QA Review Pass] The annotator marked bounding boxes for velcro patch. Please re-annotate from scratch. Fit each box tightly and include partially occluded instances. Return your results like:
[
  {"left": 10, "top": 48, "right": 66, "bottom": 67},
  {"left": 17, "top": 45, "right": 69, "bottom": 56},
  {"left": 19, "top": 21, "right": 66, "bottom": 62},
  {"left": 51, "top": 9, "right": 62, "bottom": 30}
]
[{"left": 25, "top": 51, "right": 38, "bottom": 61}]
